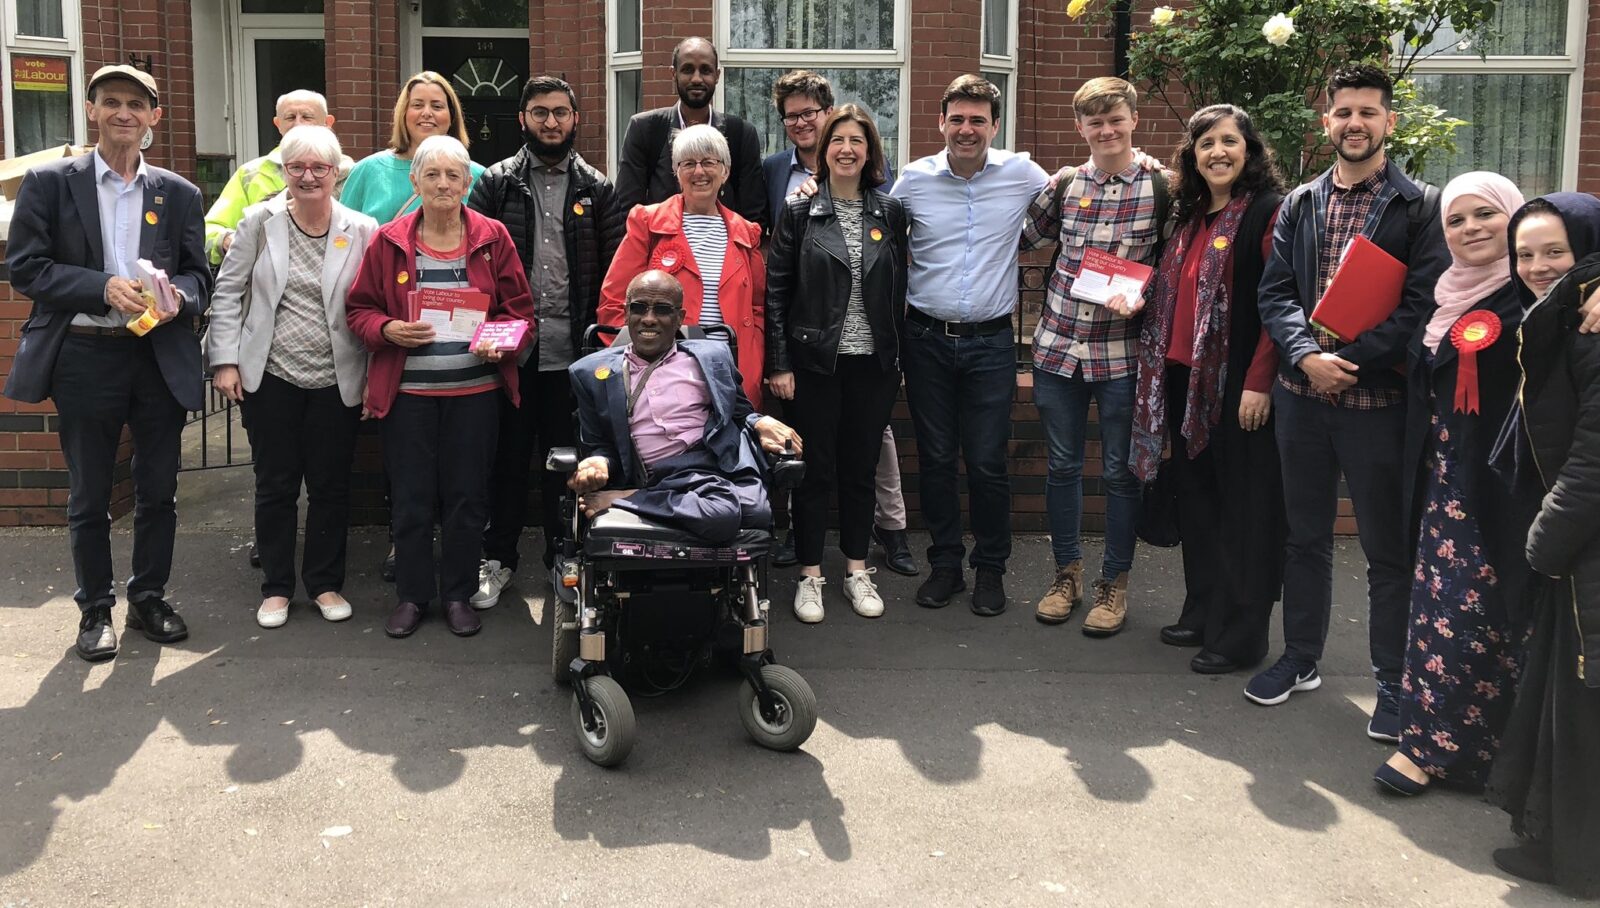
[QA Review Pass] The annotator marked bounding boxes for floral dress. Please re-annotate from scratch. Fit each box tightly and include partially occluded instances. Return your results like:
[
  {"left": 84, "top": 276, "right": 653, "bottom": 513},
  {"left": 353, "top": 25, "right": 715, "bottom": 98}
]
[{"left": 1400, "top": 397, "right": 1526, "bottom": 788}]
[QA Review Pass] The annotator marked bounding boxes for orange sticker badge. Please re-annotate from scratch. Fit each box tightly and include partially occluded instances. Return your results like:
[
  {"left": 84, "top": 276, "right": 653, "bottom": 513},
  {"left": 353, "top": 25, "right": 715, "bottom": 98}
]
[
  {"left": 595, "top": 366, "right": 611, "bottom": 380},
  {"left": 1078, "top": 197, "right": 1092, "bottom": 209},
  {"left": 333, "top": 235, "right": 350, "bottom": 249},
  {"left": 396, "top": 272, "right": 409, "bottom": 285},
  {"left": 572, "top": 202, "right": 585, "bottom": 216},
  {"left": 1212, "top": 236, "right": 1230, "bottom": 251},
  {"left": 869, "top": 227, "right": 884, "bottom": 242},
  {"left": 144, "top": 211, "right": 158, "bottom": 225}
]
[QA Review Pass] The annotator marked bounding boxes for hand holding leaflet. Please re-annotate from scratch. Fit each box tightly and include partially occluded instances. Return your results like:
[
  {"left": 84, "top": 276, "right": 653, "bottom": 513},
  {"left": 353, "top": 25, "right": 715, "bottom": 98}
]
[
  {"left": 1070, "top": 247, "right": 1155, "bottom": 306},
  {"left": 408, "top": 287, "right": 490, "bottom": 343}
]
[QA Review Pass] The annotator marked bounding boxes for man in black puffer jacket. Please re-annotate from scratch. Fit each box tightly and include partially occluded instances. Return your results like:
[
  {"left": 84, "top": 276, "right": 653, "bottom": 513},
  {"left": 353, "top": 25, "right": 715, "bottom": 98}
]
[{"left": 467, "top": 75, "right": 625, "bottom": 605}]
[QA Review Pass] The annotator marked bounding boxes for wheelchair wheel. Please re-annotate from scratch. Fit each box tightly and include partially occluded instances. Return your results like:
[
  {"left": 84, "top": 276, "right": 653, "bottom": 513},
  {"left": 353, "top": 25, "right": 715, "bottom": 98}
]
[
  {"left": 571, "top": 675, "right": 635, "bottom": 767},
  {"left": 738, "top": 664, "right": 817, "bottom": 752},
  {"left": 551, "top": 598, "right": 578, "bottom": 684}
]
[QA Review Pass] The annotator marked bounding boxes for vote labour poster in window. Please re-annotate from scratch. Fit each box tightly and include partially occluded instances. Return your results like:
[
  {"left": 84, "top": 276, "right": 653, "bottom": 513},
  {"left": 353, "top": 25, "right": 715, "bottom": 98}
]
[{"left": 11, "top": 55, "right": 69, "bottom": 93}]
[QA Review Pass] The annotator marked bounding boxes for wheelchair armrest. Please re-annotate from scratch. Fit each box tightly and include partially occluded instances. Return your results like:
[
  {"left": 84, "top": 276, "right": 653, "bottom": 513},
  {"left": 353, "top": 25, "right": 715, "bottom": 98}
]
[
  {"left": 767, "top": 452, "right": 806, "bottom": 491},
  {"left": 546, "top": 446, "right": 580, "bottom": 473}
]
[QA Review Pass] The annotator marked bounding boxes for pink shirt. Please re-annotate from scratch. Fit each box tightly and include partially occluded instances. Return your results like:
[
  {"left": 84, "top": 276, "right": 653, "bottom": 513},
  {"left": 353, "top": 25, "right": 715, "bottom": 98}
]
[{"left": 625, "top": 345, "right": 712, "bottom": 467}]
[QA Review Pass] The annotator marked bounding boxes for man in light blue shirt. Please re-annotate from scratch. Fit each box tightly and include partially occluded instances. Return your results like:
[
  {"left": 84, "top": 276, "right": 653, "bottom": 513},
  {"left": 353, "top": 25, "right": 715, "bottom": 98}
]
[{"left": 890, "top": 74, "right": 1048, "bottom": 617}]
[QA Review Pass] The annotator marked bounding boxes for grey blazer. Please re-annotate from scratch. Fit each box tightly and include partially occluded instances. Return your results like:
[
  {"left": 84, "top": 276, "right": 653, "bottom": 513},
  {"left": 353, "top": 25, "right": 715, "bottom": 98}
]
[{"left": 206, "top": 198, "right": 379, "bottom": 407}]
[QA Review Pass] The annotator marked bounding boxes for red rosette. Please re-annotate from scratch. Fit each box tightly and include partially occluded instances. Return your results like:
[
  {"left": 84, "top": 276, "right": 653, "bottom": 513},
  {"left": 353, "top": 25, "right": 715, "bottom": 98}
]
[
  {"left": 649, "top": 240, "right": 688, "bottom": 274},
  {"left": 1449, "top": 310, "right": 1502, "bottom": 414}
]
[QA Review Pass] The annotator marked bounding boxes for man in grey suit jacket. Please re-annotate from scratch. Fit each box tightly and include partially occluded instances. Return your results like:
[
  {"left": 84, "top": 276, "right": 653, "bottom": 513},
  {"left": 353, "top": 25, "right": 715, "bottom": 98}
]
[{"left": 3, "top": 65, "right": 211, "bottom": 662}]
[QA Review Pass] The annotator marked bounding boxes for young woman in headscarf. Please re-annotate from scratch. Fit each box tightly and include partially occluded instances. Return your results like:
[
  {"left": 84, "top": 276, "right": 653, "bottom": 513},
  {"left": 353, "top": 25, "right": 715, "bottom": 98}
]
[
  {"left": 1373, "top": 172, "right": 1529, "bottom": 797},
  {"left": 1483, "top": 191, "right": 1600, "bottom": 898}
]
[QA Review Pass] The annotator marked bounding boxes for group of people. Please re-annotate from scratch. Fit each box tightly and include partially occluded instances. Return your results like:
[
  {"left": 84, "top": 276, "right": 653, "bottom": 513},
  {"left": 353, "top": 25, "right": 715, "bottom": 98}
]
[{"left": 4, "top": 46, "right": 1598, "bottom": 897}]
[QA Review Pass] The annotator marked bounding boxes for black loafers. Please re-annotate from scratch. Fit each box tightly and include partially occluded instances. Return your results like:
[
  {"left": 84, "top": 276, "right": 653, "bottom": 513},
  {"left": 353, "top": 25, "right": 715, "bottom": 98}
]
[
  {"left": 386, "top": 601, "right": 424, "bottom": 638},
  {"left": 1190, "top": 649, "right": 1240, "bottom": 674},
  {"left": 76, "top": 605, "right": 118, "bottom": 662},
  {"left": 444, "top": 600, "right": 481, "bottom": 637},
  {"left": 1160, "top": 624, "right": 1203, "bottom": 647},
  {"left": 125, "top": 597, "right": 188, "bottom": 644},
  {"left": 872, "top": 525, "right": 919, "bottom": 576}
]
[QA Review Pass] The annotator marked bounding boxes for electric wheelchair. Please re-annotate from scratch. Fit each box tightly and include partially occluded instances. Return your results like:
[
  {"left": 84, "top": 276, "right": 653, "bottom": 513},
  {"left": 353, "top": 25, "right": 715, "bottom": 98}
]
[{"left": 544, "top": 324, "right": 818, "bottom": 767}]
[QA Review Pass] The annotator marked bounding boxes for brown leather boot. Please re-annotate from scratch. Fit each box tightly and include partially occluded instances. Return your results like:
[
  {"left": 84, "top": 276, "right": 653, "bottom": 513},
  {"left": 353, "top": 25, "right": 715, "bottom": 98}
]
[
  {"left": 1035, "top": 561, "right": 1083, "bottom": 625},
  {"left": 1082, "top": 572, "right": 1129, "bottom": 638}
]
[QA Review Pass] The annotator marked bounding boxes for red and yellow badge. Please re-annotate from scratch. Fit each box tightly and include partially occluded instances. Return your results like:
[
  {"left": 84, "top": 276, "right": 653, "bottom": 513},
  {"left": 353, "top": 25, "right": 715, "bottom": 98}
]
[
  {"left": 594, "top": 365, "right": 611, "bottom": 381},
  {"left": 650, "top": 240, "right": 688, "bottom": 273},
  {"left": 1212, "top": 236, "right": 1230, "bottom": 251},
  {"left": 1078, "top": 197, "right": 1092, "bottom": 209},
  {"left": 572, "top": 202, "right": 585, "bottom": 216},
  {"left": 333, "top": 235, "right": 350, "bottom": 249},
  {"left": 1449, "top": 310, "right": 1502, "bottom": 414},
  {"left": 869, "top": 227, "right": 884, "bottom": 243},
  {"left": 144, "top": 211, "right": 158, "bottom": 226},
  {"left": 396, "top": 272, "right": 409, "bottom": 285}
]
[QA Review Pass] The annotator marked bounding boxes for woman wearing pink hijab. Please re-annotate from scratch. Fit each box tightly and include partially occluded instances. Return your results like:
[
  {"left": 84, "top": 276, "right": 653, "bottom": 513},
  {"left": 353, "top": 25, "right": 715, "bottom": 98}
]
[{"left": 1374, "top": 171, "right": 1531, "bottom": 797}]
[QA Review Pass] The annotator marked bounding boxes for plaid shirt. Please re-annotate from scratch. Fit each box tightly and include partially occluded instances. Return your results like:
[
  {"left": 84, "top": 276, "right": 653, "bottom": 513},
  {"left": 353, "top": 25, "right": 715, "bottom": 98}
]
[
  {"left": 1021, "top": 161, "right": 1161, "bottom": 382},
  {"left": 1279, "top": 169, "right": 1404, "bottom": 409}
]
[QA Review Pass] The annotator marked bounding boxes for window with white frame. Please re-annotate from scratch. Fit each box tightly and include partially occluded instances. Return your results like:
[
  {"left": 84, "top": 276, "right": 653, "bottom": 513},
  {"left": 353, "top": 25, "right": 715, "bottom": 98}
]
[
  {"left": 2, "top": 0, "right": 85, "bottom": 159},
  {"left": 607, "top": 0, "right": 643, "bottom": 175},
  {"left": 716, "top": 0, "right": 908, "bottom": 168},
  {"left": 1411, "top": 0, "right": 1583, "bottom": 195},
  {"left": 981, "top": 0, "right": 1017, "bottom": 149}
]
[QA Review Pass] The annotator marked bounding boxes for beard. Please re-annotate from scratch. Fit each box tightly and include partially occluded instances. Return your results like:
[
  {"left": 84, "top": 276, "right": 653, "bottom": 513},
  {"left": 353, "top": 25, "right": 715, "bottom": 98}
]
[
  {"left": 524, "top": 125, "right": 576, "bottom": 161},
  {"left": 1334, "top": 130, "right": 1385, "bottom": 164},
  {"left": 677, "top": 85, "right": 713, "bottom": 110}
]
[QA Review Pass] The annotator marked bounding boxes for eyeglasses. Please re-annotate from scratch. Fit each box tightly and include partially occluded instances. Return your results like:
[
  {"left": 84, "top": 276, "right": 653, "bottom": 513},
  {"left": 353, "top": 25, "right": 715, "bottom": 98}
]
[
  {"left": 523, "top": 106, "right": 574, "bottom": 123},
  {"left": 675, "top": 159, "right": 723, "bottom": 173},
  {"left": 285, "top": 162, "right": 334, "bottom": 178},
  {"left": 627, "top": 301, "right": 680, "bottom": 318},
  {"left": 781, "top": 107, "right": 824, "bottom": 126}
]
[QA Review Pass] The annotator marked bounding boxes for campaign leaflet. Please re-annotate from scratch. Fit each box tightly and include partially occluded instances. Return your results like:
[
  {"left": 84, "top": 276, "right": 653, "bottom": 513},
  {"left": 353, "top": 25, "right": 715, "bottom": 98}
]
[{"left": 1069, "top": 247, "right": 1155, "bottom": 306}]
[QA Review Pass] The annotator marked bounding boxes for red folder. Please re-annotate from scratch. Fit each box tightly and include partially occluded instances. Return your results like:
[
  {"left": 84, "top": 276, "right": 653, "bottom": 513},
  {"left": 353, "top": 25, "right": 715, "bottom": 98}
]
[{"left": 1310, "top": 235, "right": 1406, "bottom": 342}]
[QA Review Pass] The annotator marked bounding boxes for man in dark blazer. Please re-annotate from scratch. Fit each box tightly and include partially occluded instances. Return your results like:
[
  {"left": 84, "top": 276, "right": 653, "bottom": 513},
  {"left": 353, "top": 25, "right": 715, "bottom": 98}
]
[
  {"left": 613, "top": 37, "right": 768, "bottom": 233},
  {"left": 566, "top": 270, "right": 800, "bottom": 543},
  {"left": 4, "top": 64, "right": 211, "bottom": 662}
]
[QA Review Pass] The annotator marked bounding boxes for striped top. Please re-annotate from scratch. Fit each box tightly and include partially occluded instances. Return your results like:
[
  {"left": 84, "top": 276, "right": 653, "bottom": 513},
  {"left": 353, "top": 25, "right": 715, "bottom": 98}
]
[
  {"left": 834, "top": 198, "right": 875, "bottom": 356},
  {"left": 398, "top": 241, "right": 502, "bottom": 397},
  {"left": 682, "top": 213, "right": 727, "bottom": 328}
]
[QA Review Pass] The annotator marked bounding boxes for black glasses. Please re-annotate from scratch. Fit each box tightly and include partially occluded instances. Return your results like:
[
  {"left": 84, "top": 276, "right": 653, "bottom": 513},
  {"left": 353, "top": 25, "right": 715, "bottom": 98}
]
[
  {"left": 285, "top": 162, "right": 334, "bottom": 178},
  {"left": 781, "top": 107, "right": 824, "bottom": 126},
  {"left": 627, "top": 301, "right": 679, "bottom": 318},
  {"left": 524, "top": 106, "right": 574, "bottom": 123}
]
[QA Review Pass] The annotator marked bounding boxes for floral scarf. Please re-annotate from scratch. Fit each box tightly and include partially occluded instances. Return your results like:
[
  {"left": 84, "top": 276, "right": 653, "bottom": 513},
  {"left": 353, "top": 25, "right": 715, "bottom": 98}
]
[{"left": 1131, "top": 192, "right": 1252, "bottom": 482}]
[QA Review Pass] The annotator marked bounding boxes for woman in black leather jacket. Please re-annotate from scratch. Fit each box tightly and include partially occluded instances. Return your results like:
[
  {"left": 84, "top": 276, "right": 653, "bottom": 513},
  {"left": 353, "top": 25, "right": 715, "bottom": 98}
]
[
  {"left": 765, "top": 104, "right": 909, "bottom": 625},
  {"left": 1485, "top": 192, "right": 1600, "bottom": 898}
]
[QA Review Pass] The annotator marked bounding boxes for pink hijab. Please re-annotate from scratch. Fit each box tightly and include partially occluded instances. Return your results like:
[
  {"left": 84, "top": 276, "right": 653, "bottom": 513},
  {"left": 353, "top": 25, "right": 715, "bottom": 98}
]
[{"left": 1423, "top": 171, "right": 1525, "bottom": 353}]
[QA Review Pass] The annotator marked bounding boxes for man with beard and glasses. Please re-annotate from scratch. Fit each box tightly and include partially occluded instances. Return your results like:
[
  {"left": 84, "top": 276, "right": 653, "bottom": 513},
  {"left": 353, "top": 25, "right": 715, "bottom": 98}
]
[
  {"left": 1251, "top": 65, "right": 1449, "bottom": 740},
  {"left": 466, "top": 75, "right": 624, "bottom": 607},
  {"left": 614, "top": 37, "right": 768, "bottom": 233}
]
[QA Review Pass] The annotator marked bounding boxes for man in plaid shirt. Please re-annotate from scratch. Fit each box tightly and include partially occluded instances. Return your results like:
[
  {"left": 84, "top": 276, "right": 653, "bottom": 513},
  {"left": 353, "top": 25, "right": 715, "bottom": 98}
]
[
  {"left": 1250, "top": 66, "right": 1449, "bottom": 740},
  {"left": 1020, "top": 77, "right": 1170, "bottom": 639}
]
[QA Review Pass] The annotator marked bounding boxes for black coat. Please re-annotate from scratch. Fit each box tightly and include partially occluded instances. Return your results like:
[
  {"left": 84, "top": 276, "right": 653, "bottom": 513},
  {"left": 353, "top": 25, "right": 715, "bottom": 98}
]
[
  {"left": 613, "top": 107, "right": 768, "bottom": 234},
  {"left": 1517, "top": 254, "right": 1600, "bottom": 688},
  {"left": 764, "top": 186, "right": 908, "bottom": 376},
  {"left": 1402, "top": 281, "right": 1534, "bottom": 607},
  {"left": 466, "top": 148, "right": 624, "bottom": 359}
]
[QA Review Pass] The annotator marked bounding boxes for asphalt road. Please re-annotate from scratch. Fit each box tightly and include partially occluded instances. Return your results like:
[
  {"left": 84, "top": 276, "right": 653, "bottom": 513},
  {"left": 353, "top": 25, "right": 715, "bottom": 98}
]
[{"left": 0, "top": 526, "right": 1578, "bottom": 906}]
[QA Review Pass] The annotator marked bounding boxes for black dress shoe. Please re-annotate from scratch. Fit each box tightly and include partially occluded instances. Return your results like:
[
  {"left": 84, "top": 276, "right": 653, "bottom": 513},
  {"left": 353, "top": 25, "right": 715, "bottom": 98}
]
[
  {"left": 381, "top": 550, "right": 397, "bottom": 583},
  {"left": 915, "top": 567, "right": 965, "bottom": 608},
  {"left": 444, "top": 600, "right": 481, "bottom": 637},
  {"left": 1189, "top": 649, "right": 1239, "bottom": 674},
  {"left": 771, "top": 530, "right": 798, "bottom": 568},
  {"left": 1160, "top": 624, "right": 1203, "bottom": 647},
  {"left": 971, "top": 569, "right": 1007, "bottom": 617},
  {"left": 872, "top": 525, "right": 919, "bottom": 576},
  {"left": 125, "top": 598, "right": 188, "bottom": 644},
  {"left": 76, "top": 605, "right": 118, "bottom": 662},
  {"left": 1492, "top": 842, "right": 1555, "bottom": 885},
  {"left": 248, "top": 541, "right": 261, "bottom": 569},
  {"left": 386, "top": 601, "right": 424, "bottom": 638}
]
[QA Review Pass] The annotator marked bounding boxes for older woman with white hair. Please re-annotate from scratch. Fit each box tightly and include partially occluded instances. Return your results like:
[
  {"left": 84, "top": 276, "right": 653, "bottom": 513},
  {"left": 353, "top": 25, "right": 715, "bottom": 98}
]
[
  {"left": 208, "top": 124, "right": 379, "bottom": 629},
  {"left": 599, "top": 123, "right": 766, "bottom": 402},
  {"left": 346, "top": 135, "right": 537, "bottom": 639}
]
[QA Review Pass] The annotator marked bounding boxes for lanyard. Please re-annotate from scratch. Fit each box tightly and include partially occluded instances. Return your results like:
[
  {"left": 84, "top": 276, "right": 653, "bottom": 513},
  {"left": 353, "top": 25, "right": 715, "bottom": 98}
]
[{"left": 622, "top": 354, "right": 669, "bottom": 418}]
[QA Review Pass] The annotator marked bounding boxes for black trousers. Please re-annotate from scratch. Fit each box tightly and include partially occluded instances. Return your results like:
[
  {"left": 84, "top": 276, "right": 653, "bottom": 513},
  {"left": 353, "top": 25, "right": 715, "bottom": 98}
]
[
  {"left": 1273, "top": 385, "right": 1409, "bottom": 682},
  {"left": 788, "top": 355, "right": 901, "bottom": 566},
  {"left": 482, "top": 365, "right": 574, "bottom": 571},
  {"left": 239, "top": 372, "right": 360, "bottom": 599},
  {"left": 52, "top": 334, "right": 186, "bottom": 612},
  {"left": 1167, "top": 365, "right": 1274, "bottom": 665},
  {"left": 384, "top": 390, "right": 499, "bottom": 605}
]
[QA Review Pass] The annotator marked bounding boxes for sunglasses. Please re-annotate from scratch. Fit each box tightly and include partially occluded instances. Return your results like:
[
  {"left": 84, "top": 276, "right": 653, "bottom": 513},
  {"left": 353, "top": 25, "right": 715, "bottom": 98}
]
[{"left": 627, "top": 301, "right": 680, "bottom": 318}]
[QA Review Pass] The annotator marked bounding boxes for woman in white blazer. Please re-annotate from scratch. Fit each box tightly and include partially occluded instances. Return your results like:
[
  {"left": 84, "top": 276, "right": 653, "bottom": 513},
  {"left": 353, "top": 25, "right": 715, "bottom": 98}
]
[{"left": 207, "top": 124, "right": 380, "bottom": 629}]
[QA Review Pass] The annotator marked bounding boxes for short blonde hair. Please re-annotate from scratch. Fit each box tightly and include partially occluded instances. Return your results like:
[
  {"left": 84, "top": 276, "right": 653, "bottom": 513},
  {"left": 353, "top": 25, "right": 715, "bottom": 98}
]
[
  {"left": 388, "top": 71, "right": 470, "bottom": 155},
  {"left": 1073, "top": 77, "right": 1138, "bottom": 117}
]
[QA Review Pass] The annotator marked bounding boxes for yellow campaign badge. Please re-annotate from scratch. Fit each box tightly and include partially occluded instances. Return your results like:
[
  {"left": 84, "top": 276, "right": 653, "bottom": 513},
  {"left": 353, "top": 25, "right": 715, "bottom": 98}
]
[
  {"left": 573, "top": 202, "right": 585, "bottom": 216},
  {"left": 144, "top": 211, "right": 158, "bottom": 225},
  {"left": 396, "top": 272, "right": 409, "bottom": 285},
  {"left": 869, "top": 227, "right": 884, "bottom": 242},
  {"left": 595, "top": 366, "right": 611, "bottom": 380},
  {"left": 1212, "top": 236, "right": 1230, "bottom": 251},
  {"left": 333, "top": 235, "right": 350, "bottom": 249},
  {"left": 1078, "top": 197, "right": 1092, "bottom": 209}
]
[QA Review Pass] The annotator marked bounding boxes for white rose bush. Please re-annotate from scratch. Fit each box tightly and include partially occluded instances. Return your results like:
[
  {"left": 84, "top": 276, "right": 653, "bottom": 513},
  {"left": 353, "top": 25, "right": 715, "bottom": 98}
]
[{"left": 1073, "top": 0, "right": 1501, "bottom": 179}]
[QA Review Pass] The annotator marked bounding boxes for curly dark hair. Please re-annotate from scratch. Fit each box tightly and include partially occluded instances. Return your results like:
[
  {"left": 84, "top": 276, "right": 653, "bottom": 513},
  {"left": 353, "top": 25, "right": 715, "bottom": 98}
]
[
  {"left": 1170, "top": 104, "right": 1286, "bottom": 227},
  {"left": 1326, "top": 63, "right": 1393, "bottom": 109}
]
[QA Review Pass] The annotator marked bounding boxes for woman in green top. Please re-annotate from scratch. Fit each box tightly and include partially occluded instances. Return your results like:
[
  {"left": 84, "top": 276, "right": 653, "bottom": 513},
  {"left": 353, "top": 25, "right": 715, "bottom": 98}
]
[{"left": 341, "top": 71, "right": 485, "bottom": 223}]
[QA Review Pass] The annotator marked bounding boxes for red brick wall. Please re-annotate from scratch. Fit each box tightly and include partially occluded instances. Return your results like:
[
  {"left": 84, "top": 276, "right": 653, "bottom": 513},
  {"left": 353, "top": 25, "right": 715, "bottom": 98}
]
[
  {"left": 76, "top": 0, "right": 199, "bottom": 178},
  {"left": 1581, "top": 0, "right": 1600, "bottom": 194},
  {"left": 532, "top": 0, "right": 610, "bottom": 169},
  {"left": 325, "top": 0, "right": 402, "bottom": 161}
]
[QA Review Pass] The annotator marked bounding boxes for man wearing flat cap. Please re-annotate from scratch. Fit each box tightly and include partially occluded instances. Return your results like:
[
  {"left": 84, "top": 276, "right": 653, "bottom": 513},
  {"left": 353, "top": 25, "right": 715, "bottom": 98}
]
[{"left": 4, "top": 64, "right": 212, "bottom": 662}]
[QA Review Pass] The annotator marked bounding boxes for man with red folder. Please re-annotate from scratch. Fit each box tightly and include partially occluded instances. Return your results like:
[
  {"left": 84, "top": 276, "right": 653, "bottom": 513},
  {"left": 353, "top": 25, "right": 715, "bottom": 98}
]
[{"left": 1252, "top": 66, "right": 1450, "bottom": 742}]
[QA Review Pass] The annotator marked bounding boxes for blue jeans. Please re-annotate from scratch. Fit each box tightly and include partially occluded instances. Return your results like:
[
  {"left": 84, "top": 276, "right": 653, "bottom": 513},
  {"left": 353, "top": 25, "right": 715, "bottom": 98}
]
[
  {"left": 1032, "top": 367, "right": 1140, "bottom": 578},
  {"left": 901, "top": 321, "right": 1016, "bottom": 572}
]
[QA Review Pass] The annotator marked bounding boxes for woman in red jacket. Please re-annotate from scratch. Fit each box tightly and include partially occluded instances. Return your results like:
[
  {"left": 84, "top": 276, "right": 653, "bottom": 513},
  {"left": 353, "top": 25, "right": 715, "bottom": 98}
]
[
  {"left": 599, "top": 124, "right": 766, "bottom": 403},
  {"left": 346, "top": 135, "right": 535, "bottom": 640}
]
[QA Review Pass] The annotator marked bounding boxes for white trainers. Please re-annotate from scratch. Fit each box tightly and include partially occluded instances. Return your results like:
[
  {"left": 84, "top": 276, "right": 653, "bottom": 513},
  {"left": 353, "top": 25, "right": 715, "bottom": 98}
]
[
  {"left": 471, "top": 559, "right": 511, "bottom": 610},
  {"left": 843, "top": 568, "right": 885, "bottom": 618},
  {"left": 793, "top": 575, "right": 826, "bottom": 624}
]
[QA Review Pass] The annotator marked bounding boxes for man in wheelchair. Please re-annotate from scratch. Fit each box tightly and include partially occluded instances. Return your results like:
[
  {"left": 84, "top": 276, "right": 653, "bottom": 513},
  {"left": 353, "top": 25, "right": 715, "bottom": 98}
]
[{"left": 565, "top": 269, "right": 802, "bottom": 540}]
